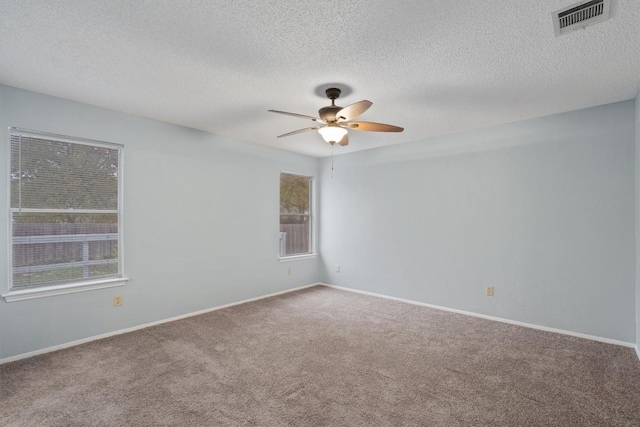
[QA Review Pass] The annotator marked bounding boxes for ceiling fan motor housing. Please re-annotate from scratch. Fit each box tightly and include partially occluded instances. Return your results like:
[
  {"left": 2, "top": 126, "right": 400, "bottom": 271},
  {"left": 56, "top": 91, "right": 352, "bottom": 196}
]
[
  {"left": 319, "top": 88, "right": 343, "bottom": 122},
  {"left": 318, "top": 105, "right": 342, "bottom": 122}
]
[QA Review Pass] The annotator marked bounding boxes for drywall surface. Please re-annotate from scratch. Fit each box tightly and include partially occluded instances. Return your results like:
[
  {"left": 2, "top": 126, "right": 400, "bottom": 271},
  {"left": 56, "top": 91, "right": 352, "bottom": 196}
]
[
  {"left": 320, "top": 100, "right": 636, "bottom": 343},
  {"left": 0, "top": 85, "right": 320, "bottom": 359}
]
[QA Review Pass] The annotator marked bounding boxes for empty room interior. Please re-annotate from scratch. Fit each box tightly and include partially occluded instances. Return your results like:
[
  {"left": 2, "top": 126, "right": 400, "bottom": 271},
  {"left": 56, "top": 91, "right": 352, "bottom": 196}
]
[{"left": 1, "top": 1, "right": 640, "bottom": 425}]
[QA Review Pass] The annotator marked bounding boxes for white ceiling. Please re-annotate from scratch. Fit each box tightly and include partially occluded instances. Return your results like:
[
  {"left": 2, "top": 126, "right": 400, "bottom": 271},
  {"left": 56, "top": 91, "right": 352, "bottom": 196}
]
[{"left": 1, "top": 1, "right": 639, "bottom": 158}]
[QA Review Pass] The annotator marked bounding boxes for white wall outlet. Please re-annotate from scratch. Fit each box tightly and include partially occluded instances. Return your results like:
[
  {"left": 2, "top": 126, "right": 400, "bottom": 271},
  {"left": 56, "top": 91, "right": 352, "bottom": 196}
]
[
  {"left": 114, "top": 295, "right": 123, "bottom": 307},
  {"left": 287, "top": 268, "right": 292, "bottom": 276},
  {"left": 336, "top": 265, "right": 341, "bottom": 273},
  {"left": 486, "top": 286, "right": 494, "bottom": 297}
]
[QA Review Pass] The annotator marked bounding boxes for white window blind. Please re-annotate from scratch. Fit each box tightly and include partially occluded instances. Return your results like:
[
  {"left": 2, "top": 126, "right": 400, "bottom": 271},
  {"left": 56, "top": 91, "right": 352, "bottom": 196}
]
[
  {"left": 279, "top": 172, "right": 312, "bottom": 257},
  {"left": 9, "top": 128, "right": 123, "bottom": 290}
]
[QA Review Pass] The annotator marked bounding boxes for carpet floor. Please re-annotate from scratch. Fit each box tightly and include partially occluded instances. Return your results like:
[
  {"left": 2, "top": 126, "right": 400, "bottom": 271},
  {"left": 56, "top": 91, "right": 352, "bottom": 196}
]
[{"left": 1, "top": 286, "right": 639, "bottom": 426}]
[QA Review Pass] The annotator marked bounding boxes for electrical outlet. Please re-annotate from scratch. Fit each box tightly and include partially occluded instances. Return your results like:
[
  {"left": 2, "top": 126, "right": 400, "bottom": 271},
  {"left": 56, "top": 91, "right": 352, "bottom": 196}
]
[
  {"left": 336, "top": 265, "right": 341, "bottom": 273},
  {"left": 114, "top": 295, "right": 123, "bottom": 307},
  {"left": 287, "top": 268, "right": 292, "bottom": 276},
  {"left": 486, "top": 286, "right": 494, "bottom": 297}
]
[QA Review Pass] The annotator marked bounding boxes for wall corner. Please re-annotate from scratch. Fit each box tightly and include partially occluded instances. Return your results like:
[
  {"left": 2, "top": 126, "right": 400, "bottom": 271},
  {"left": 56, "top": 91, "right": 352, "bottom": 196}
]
[{"left": 635, "top": 90, "right": 640, "bottom": 349}]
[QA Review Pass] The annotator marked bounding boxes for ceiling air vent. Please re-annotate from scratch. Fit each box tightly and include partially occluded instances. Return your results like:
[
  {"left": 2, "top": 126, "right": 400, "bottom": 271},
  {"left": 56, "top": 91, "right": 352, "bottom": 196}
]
[{"left": 552, "top": 0, "right": 611, "bottom": 37}]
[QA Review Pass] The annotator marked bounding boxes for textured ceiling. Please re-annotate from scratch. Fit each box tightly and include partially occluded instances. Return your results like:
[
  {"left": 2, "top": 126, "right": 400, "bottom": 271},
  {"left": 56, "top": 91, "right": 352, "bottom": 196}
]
[{"left": 1, "top": 1, "right": 639, "bottom": 157}]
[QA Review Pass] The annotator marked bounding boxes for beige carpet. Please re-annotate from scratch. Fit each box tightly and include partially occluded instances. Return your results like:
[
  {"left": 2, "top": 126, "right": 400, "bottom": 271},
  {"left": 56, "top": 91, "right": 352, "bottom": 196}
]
[{"left": 1, "top": 286, "right": 639, "bottom": 426}]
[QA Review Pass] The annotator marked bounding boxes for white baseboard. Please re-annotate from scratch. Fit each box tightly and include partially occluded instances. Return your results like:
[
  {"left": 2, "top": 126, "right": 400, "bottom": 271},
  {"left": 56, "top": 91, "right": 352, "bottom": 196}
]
[
  {"left": 320, "top": 283, "right": 637, "bottom": 350},
  {"left": 4, "top": 283, "right": 638, "bottom": 365},
  {"left": 0, "top": 283, "right": 321, "bottom": 365}
]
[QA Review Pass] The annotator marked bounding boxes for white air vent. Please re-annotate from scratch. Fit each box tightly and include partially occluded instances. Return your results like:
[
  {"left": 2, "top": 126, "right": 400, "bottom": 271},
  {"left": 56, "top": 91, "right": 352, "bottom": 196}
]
[{"left": 552, "top": 0, "right": 611, "bottom": 37}]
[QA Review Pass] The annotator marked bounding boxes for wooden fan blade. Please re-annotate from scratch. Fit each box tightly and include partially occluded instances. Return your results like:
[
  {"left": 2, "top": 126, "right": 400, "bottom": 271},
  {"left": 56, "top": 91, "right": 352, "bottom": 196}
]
[
  {"left": 346, "top": 121, "right": 404, "bottom": 132},
  {"left": 338, "top": 133, "right": 349, "bottom": 146},
  {"left": 335, "top": 100, "right": 372, "bottom": 122},
  {"left": 268, "top": 110, "right": 323, "bottom": 122},
  {"left": 277, "top": 127, "right": 320, "bottom": 138}
]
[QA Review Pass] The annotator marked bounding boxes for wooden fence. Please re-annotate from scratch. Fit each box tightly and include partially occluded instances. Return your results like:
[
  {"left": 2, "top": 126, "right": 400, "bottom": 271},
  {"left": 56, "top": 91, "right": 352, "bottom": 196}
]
[
  {"left": 279, "top": 224, "right": 310, "bottom": 256},
  {"left": 14, "top": 223, "right": 309, "bottom": 282},
  {"left": 12, "top": 223, "right": 118, "bottom": 286}
]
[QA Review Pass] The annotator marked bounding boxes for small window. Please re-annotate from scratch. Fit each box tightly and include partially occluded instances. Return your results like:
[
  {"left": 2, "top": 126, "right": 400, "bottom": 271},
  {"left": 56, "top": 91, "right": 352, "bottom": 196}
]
[
  {"left": 279, "top": 172, "right": 312, "bottom": 257},
  {"left": 7, "top": 128, "right": 123, "bottom": 292}
]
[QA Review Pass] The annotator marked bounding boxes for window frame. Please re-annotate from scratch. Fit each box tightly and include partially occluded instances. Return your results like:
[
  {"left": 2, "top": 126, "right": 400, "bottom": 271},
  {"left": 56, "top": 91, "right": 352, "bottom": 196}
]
[
  {"left": 278, "top": 171, "right": 316, "bottom": 261},
  {"left": 3, "top": 127, "right": 128, "bottom": 302}
]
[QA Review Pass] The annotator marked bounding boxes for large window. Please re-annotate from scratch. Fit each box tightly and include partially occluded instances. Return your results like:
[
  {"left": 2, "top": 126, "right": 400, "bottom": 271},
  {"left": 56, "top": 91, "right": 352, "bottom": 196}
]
[
  {"left": 5, "top": 128, "right": 124, "bottom": 299},
  {"left": 279, "top": 172, "right": 312, "bottom": 257}
]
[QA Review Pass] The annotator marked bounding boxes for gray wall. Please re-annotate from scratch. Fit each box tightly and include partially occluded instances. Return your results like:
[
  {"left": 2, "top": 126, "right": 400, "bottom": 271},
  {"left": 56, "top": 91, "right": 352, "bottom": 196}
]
[
  {"left": 0, "top": 85, "right": 320, "bottom": 359},
  {"left": 319, "top": 100, "right": 636, "bottom": 343}
]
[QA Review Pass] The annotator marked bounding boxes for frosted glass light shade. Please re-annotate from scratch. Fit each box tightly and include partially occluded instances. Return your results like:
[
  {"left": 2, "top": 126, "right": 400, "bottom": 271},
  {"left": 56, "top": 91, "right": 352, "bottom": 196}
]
[{"left": 318, "top": 125, "right": 348, "bottom": 143}]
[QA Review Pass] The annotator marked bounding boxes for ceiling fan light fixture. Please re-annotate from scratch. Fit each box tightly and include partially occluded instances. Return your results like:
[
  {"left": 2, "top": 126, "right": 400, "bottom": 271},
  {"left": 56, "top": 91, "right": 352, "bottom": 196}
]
[
  {"left": 318, "top": 124, "right": 347, "bottom": 144},
  {"left": 268, "top": 87, "right": 403, "bottom": 146}
]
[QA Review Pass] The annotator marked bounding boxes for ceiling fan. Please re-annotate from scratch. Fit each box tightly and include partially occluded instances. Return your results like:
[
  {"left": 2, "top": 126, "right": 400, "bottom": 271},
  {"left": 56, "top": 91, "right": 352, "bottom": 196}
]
[{"left": 268, "top": 88, "right": 403, "bottom": 147}]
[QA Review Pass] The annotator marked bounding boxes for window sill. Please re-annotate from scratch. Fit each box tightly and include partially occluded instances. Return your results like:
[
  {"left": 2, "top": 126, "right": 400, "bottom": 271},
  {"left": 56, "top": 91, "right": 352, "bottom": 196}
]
[
  {"left": 2, "top": 277, "right": 129, "bottom": 302},
  {"left": 278, "top": 254, "right": 317, "bottom": 262}
]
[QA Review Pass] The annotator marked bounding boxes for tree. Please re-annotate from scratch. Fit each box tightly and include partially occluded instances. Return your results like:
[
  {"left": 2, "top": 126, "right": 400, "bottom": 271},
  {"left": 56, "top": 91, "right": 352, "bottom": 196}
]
[
  {"left": 280, "top": 174, "right": 309, "bottom": 215},
  {"left": 11, "top": 135, "right": 119, "bottom": 224}
]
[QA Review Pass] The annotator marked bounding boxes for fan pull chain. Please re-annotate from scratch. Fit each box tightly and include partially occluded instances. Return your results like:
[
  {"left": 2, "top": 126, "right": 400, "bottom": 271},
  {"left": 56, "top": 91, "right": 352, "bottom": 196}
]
[{"left": 331, "top": 144, "right": 334, "bottom": 178}]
